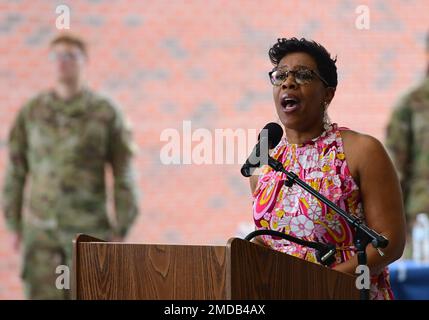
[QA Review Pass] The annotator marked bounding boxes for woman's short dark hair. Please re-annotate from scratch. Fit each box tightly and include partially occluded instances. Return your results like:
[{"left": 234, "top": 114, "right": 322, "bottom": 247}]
[{"left": 269, "top": 37, "right": 338, "bottom": 88}]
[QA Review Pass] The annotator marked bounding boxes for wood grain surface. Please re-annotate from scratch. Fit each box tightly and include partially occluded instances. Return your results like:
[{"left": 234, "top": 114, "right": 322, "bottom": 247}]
[
  {"left": 73, "top": 235, "right": 359, "bottom": 300},
  {"left": 74, "top": 238, "right": 227, "bottom": 299},
  {"left": 228, "top": 238, "right": 360, "bottom": 299}
]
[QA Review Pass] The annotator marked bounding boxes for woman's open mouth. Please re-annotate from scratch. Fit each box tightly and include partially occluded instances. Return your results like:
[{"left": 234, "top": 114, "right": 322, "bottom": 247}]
[{"left": 280, "top": 94, "right": 301, "bottom": 113}]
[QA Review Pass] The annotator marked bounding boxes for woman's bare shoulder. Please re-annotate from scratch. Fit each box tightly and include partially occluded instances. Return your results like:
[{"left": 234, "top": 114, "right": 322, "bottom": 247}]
[
  {"left": 340, "top": 129, "right": 385, "bottom": 153},
  {"left": 339, "top": 129, "right": 388, "bottom": 185}
]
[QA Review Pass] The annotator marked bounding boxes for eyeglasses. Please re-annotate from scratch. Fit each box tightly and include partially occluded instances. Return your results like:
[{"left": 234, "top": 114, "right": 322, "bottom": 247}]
[
  {"left": 49, "top": 52, "right": 83, "bottom": 62},
  {"left": 268, "top": 67, "right": 329, "bottom": 87}
]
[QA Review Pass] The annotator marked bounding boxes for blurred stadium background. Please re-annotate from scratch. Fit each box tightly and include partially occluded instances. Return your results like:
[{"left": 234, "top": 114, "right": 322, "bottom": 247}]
[{"left": 0, "top": 0, "right": 428, "bottom": 299}]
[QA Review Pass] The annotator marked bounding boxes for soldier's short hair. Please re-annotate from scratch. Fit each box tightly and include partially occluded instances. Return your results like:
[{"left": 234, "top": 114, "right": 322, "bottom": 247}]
[{"left": 50, "top": 33, "right": 88, "bottom": 56}]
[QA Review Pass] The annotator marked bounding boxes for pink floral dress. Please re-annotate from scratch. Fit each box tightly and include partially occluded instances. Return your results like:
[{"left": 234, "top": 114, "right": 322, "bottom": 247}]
[{"left": 252, "top": 123, "right": 394, "bottom": 300}]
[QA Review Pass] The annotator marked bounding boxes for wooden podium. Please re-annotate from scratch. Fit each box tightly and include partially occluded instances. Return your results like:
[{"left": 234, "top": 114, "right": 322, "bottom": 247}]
[{"left": 72, "top": 234, "right": 359, "bottom": 299}]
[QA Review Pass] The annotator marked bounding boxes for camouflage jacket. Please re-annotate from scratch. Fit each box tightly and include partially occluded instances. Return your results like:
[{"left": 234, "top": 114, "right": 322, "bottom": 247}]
[
  {"left": 385, "top": 77, "right": 429, "bottom": 219},
  {"left": 2, "top": 88, "right": 139, "bottom": 238}
]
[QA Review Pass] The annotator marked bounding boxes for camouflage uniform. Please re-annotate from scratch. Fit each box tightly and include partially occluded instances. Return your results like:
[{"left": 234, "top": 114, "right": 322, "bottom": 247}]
[
  {"left": 2, "top": 88, "right": 139, "bottom": 299},
  {"left": 385, "top": 77, "right": 429, "bottom": 257},
  {"left": 385, "top": 77, "right": 429, "bottom": 221}
]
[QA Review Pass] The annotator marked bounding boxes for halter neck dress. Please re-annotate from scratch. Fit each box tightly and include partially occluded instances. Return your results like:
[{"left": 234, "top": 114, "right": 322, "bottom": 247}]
[{"left": 252, "top": 123, "right": 394, "bottom": 300}]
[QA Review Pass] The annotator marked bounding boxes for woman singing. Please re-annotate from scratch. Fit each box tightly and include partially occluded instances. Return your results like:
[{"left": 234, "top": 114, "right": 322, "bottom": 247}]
[{"left": 250, "top": 38, "right": 406, "bottom": 299}]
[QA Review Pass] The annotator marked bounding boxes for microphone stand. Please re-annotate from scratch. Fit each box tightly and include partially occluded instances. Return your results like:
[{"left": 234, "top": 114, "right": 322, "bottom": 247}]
[{"left": 247, "top": 156, "right": 389, "bottom": 300}]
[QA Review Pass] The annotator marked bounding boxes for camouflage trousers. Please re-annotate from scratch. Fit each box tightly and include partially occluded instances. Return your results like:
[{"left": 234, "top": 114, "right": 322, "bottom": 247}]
[
  {"left": 21, "top": 224, "right": 112, "bottom": 300},
  {"left": 22, "top": 242, "right": 72, "bottom": 300}
]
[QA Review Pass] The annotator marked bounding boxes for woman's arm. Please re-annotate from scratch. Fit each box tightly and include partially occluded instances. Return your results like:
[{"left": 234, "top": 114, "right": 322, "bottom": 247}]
[
  {"left": 249, "top": 175, "right": 259, "bottom": 194},
  {"left": 249, "top": 175, "right": 272, "bottom": 248},
  {"left": 334, "top": 132, "right": 406, "bottom": 276}
]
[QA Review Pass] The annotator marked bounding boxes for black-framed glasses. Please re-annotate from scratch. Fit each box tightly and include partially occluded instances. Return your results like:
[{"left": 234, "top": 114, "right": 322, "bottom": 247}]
[
  {"left": 49, "top": 52, "right": 83, "bottom": 62},
  {"left": 268, "top": 67, "right": 329, "bottom": 87}
]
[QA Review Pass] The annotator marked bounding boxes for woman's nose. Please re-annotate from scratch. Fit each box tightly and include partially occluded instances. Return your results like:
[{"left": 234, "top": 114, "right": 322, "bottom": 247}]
[{"left": 281, "top": 75, "right": 298, "bottom": 90}]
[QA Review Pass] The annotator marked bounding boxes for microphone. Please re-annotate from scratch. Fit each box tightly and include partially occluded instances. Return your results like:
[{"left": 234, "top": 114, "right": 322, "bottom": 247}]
[{"left": 240, "top": 122, "right": 283, "bottom": 177}]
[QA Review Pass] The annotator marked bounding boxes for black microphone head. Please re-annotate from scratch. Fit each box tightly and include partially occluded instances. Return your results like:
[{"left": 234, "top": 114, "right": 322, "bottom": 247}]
[
  {"left": 259, "top": 122, "right": 283, "bottom": 149},
  {"left": 240, "top": 122, "right": 283, "bottom": 178}
]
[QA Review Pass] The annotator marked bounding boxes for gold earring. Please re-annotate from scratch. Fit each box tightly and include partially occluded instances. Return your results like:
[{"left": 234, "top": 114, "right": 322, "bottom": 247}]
[{"left": 323, "top": 102, "right": 331, "bottom": 131}]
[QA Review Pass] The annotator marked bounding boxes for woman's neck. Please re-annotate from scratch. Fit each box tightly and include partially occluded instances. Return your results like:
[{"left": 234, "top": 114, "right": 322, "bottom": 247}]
[{"left": 284, "top": 122, "right": 326, "bottom": 144}]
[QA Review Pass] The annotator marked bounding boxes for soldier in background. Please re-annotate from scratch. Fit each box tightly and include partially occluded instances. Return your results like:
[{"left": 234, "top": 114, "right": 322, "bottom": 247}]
[
  {"left": 1, "top": 33, "right": 139, "bottom": 299},
  {"left": 385, "top": 32, "right": 429, "bottom": 258}
]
